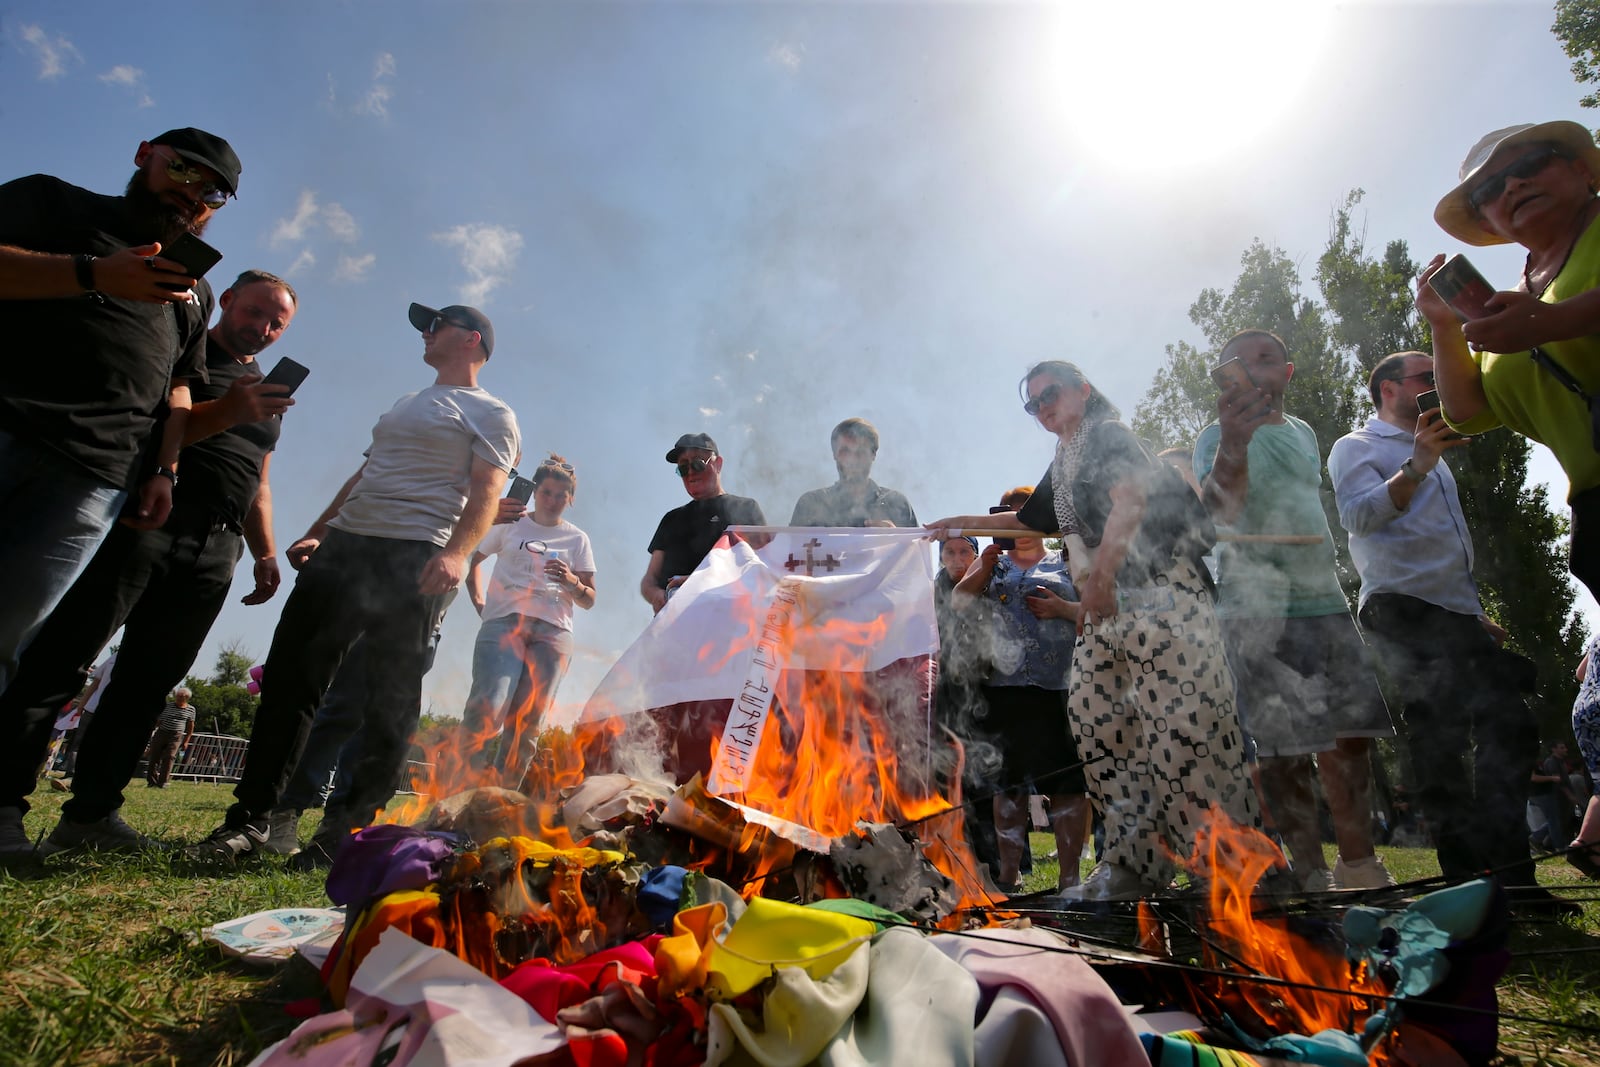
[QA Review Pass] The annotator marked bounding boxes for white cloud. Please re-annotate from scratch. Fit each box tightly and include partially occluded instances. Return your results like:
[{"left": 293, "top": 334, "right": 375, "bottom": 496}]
[
  {"left": 19, "top": 24, "right": 80, "bottom": 80},
  {"left": 272, "top": 190, "right": 320, "bottom": 246},
  {"left": 432, "top": 223, "right": 524, "bottom": 305},
  {"left": 768, "top": 42, "right": 803, "bottom": 71},
  {"left": 699, "top": 407, "right": 721, "bottom": 418},
  {"left": 321, "top": 202, "right": 359, "bottom": 242},
  {"left": 335, "top": 253, "right": 376, "bottom": 283},
  {"left": 271, "top": 190, "right": 360, "bottom": 247},
  {"left": 355, "top": 51, "right": 397, "bottom": 118},
  {"left": 99, "top": 64, "right": 153, "bottom": 107},
  {"left": 285, "top": 249, "right": 316, "bottom": 275}
]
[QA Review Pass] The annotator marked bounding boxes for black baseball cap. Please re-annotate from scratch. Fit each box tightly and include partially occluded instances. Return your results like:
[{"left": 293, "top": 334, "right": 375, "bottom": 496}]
[
  {"left": 666, "top": 432, "right": 718, "bottom": 463},
  {"left": 408, "top": 302, "right": 495, "bottom": 358},
  {"left": 150, "top": 127, "right": 241, "bottom": 196}
]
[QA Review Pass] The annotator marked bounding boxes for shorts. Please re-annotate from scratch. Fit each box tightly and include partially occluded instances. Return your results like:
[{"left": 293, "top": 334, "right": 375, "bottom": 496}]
[
  {"left": 980, "top": 684, "right": 1087, "bottom": 795},
  {"left": 1220, "top": 613, "right": 1394, "bottom": 759}
]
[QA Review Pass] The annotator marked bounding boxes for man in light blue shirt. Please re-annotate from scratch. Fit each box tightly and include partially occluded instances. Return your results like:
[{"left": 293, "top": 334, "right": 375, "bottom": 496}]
[{"left": 1330, "top": 350, "right": 1558, "bottom": 911}]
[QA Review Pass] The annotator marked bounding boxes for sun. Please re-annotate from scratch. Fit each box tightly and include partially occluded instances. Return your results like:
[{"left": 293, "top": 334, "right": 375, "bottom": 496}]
[{"left": 1048, "top": 0, "right": 1334, "bottom": 171}]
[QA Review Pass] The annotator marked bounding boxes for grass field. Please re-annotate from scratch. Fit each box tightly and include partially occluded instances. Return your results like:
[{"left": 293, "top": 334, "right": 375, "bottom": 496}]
[{"left": 4, "top": 782, "right": 1600, "bottom": 1066}]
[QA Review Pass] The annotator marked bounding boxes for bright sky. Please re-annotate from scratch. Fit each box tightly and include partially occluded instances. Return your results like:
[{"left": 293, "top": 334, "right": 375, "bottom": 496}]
[{"left": 3, "top": 0, "right": 1594, "bottom": 727}]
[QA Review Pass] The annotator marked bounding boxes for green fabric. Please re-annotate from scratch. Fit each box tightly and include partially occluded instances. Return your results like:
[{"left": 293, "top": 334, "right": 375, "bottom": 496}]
[
  {"left": 806, "top": 898, "right": 905, "bottom": 929},
  {"left": 1451, "top": 212, "right": 1600, "bottom": 500},
  {"left": 1194, "top": 415, "right": 1346, "bottom": 618}
]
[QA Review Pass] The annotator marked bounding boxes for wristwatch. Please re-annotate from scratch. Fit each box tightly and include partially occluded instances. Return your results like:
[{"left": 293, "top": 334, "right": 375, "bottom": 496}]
[
  {"left": 74, "top": 254, "right": 104, "bottom": 303},
  {"left": 152, "top": 465, "right": 179, "bottom": 487},
  {"left": 1399, "top": 459, "right": 1426, "bottom": 483}
]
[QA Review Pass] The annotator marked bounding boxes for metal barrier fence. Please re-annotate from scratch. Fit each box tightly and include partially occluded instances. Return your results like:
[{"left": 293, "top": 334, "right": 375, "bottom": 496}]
[{"left": 170, "top": 733, "right": 250, "bottom": 783}]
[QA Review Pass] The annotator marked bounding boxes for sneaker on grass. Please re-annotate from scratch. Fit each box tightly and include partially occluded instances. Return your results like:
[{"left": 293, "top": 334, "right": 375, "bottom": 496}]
[
  {"left": 287, "top": 814, "right": 355, "bottom": 872},
  {"left": 0, "top": 806, "right": 34, "bottom": 857},
  {"left": 1055, "top": 861, "right": 1162, "bottom": 902},
  {"left": 187, "top": 819, "right": 270, "bottom": 862},
  {"left": 261, "top": 809, "right": 302, "bottom": 856},
  {"left": 39, "top": 810, "right": 157, "bottom": 855},
  {"left": 1332, "top": 853, "right": 1396, "bottom": 890}
]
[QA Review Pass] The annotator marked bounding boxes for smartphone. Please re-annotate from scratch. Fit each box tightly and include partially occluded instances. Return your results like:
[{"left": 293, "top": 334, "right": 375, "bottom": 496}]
[
  {"left": 506, "top": 475, "right": 535, "bottom": 504},
  {"left": 988, "top": 505, "right": 1015, "bottom": 551},
  {"left": 1427, "top": 254, "right": 1496, "bottom": 321},
  {"left": 1210, "top": 356, "right": 1255, "bottom": 393},
  {"left": 260, "top": 356, "right": 310, "bottom": 397},
  {"left": 160, "top": 232, "right": 224, "bottom": 279},
  {"left": 1416, "top": 388, "right": 1466, "bottom": 439}
]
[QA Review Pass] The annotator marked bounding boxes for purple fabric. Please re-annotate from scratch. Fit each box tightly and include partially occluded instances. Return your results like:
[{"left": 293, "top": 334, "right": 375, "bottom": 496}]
[{"left": 325, "top": 824, "right": 459, "bottom": 906}]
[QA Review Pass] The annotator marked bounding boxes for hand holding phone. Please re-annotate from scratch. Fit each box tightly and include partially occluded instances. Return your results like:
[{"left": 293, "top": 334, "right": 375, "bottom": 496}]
[
  {"left": 159, "top": 233, "right": 224, "bottom": 280},
  {"left": 1210, "top": 357, "right": 1255, "bottom": 393},
  {"left": 1426, "top": 254, "right": 1495, "bottom": 322},
  {"left": 506, "top": 475, "right": 535, "bottom": 504},
  {"left": 261, "top": 357, "right": 310, "bottom": 397},
  {"left": 988, "top": 504, "right": 1015, "bottom": 550}
]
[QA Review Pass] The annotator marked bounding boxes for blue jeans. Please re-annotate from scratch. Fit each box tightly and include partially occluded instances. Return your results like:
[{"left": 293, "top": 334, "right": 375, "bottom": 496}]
[
  {"left": 0, "top": 429, "right": 125, "bottom": 696},
  {"left": 461, "top": 612, "right": 572, "bottom": 779}
]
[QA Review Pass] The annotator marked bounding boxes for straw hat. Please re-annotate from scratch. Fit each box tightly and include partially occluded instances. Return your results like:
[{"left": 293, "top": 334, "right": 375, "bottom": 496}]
[{"left": 1434, "top": 120, "right": 1600, "bottom": 246}]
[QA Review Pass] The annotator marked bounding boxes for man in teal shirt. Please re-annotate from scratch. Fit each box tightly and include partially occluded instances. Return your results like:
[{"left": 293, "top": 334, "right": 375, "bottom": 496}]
[{"left": 1195, "top": 329, "right": 1395, "bottom": 892}]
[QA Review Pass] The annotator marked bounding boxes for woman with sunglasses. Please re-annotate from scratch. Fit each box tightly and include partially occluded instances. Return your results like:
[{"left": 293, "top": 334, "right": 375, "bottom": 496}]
[
  {"left": 930, "top": 362, "right": 1258, "bottom": 900},
  {"left": 461, "top": 455, "right": 595, "bottom": 786},
  {"left": 1419, "top": 121, "right": 1600, "bottom": 599}
]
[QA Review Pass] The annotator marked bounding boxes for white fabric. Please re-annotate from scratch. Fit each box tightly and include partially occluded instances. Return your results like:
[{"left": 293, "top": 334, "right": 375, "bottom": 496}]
[
  {"left": 580, "top": 529, "right": 937, "bottom": 722},
  {"left": 474, "top": 515, "right": 594, "bottom": 629},
  {"left": 332, "top": 384, "right": 520, "bottom": 546}
]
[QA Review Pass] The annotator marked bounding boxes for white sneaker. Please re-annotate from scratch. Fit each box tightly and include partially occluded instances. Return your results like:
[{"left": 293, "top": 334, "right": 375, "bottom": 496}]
[
  {"left": 1300, "top": 867, "right": 1337, "bottom": 893},
  {"left": 260, "top": 809, "right": 302, "bottom": 856},
  {"left": 0, "top": 806, "right": 33, "bottom": 857},
  {"left": 1055, "top": 861, "right": 1160, "bottom": 902},
  {"left": 1332, "top": 853, "right": 1396, "bottom": 890}
]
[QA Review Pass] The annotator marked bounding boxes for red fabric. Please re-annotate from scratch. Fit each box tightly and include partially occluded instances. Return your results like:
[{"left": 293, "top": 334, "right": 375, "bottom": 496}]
[{"left": 500, "top": 936, "right": 664, "bottom": 1021}]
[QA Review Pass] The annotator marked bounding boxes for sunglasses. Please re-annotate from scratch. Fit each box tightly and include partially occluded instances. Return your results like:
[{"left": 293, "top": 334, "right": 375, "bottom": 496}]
[
  {"left": 675, "top": 457, "right": 713, "bottom": 477},
  {"left": 426, "top": 315, "right": 476, "bottom": 336},
  {"left": 153, "top": 148, "right": 229, "bottom": 209},
  {"left": 1468, "top": 146, "right": 1569, "bottom": 211},
  {"left": 1395, "top": 371, "right": 1436, "bottom": 387},
  {"left": 542, "top": 458, "right": 574, "bottom": 473},
  {"left": 1023, "top": 383, "right": 1063, "bottom": 417}
]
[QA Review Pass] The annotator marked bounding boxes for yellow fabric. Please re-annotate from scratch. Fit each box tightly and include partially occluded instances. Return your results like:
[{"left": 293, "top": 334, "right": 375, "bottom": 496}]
[
  {"left": 656, "top": 901, "right": 732, "bottom": 999},
  {"left": 706, "top": 897, "right": 876, "bottom": 1000}
]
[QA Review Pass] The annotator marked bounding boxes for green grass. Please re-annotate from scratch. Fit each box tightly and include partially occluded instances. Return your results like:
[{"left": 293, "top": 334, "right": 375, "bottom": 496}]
[{"left": 5, "top": 787, "right": 1600, "bottom": 1065}]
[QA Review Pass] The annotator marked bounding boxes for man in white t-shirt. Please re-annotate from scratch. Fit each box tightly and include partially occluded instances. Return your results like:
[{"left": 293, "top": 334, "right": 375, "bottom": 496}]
[
  {"left": 191, "top": 301, "right": 520, "bottom": 863},
  {"left": 462, "top": 455, "right": 595, "bottom": 783}
]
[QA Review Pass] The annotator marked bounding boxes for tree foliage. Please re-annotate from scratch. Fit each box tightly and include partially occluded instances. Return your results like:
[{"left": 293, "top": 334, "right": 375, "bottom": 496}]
[
  {"left": 1135, "top": 190, "right": 1586, "bottom": 744},
  {"left": 184, "top": 641, "right": 260, "bottom": 737},
  {"left": 1555, "top": 0, "right": 1600, "bottom": 111}
]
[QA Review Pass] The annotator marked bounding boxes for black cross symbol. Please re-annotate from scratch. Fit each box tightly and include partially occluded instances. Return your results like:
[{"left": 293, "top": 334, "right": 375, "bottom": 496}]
[{"left": 782, "top": 537, "right": 841, "bottom": 576}]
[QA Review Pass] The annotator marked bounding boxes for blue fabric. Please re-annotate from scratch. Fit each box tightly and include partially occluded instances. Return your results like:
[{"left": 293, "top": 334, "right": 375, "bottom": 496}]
[
  {"left": 636, "top": 865, "right": 688, "bottom": 928},
  {"left": 0, "top": 428, "right": 126, "bottom": 696},
  {"left": 461, "top": 611, "right": 572, "bottom": 773}
]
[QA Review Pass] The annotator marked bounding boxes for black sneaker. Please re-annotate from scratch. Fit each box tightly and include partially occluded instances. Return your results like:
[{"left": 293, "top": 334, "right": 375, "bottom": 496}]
[
  {"left": 1508, "top": 886, "right": 1584, "bottom": 919},
  {"left": 287, "top": 818, "right": 350, "bottom": 872},
  {"left": 187, "top": 820, "right": 269, "bottom": 863}
]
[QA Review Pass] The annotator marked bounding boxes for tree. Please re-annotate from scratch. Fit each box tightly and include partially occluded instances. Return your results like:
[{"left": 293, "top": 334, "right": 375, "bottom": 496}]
[
  {"left": 184, "top": 643, "right": 260, "bottom": 737},
  {"left": 1554, "top": 0, "right": 1600, "bottom": 112}
]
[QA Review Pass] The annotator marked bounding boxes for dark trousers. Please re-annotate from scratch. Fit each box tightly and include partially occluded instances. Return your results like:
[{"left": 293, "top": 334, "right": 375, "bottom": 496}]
[
  {"left": 1359, "top": 593, "right": 1537, "bottom": 885},
  {"left": 145, "top": 727, "right": 185, "bottom": 786},
  {"left": 228, "top": 531, "right": 442, "bottom": 827},
  {"left": 0, "top": 517, "right": 240, "bottom": 816}
]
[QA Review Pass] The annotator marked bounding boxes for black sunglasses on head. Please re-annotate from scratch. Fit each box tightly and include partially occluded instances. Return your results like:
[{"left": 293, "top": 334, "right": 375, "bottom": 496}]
[{"left": 1469, "top": 146, "right": 1570, "bottom": 211}]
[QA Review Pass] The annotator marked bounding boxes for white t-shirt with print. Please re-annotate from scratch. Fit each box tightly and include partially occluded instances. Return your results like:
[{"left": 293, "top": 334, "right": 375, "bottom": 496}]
[{"left": 476, "top": 515, "right": 595, "bottom": 630}]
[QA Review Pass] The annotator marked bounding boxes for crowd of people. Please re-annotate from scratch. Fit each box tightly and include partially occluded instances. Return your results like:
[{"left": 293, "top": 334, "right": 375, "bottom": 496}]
[{"left": 2, "top": 119, "right": 1600, "bottom": 912}]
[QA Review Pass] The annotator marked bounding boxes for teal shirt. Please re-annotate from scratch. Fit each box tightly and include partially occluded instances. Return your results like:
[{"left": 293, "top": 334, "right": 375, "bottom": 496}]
[{"left": 1193, "top": 413, "right": 1346, "bottom": 619}]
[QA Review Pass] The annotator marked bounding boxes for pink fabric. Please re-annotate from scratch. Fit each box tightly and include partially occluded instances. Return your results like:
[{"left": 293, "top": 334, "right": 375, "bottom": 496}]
[
  {"left": 500, "top": 937, "right": 663, "bottom": 1022},
  {"left": 930, "top": 926, "right": 1146, "bottom": 1067}
]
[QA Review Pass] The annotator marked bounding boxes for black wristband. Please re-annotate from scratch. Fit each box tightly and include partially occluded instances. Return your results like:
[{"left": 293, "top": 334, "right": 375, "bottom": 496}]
[{"left": 74, "top": 254, "right": 98, "bottom": 293}]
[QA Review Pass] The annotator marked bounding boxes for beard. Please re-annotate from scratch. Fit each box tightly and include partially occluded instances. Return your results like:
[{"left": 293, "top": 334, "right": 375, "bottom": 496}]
[{"left": 123, "top": 169, "right": 210, "bottom": 246}]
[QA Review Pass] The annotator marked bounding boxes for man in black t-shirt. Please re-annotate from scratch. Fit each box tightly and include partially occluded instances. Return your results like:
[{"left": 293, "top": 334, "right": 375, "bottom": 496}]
[
  {"left": 639, "top": 433, "right": 767, "bottom": 614},
  {"left": 0, "top": 128, "right": 239, "bottom": 750},
  {"left": 0, "top": 271, "right": 297, "bottom": 856}
]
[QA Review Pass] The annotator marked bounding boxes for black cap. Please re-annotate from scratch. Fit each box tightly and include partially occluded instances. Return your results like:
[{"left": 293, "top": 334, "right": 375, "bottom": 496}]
[
  {"left": 150, "top": 127, "right": 241, "bottom": 195},
  {"left": 408, "top": 302, "right": 495, "bottom": 358},
  {"left": 666, "top": 432, "right": 718, "bottom": 463}
]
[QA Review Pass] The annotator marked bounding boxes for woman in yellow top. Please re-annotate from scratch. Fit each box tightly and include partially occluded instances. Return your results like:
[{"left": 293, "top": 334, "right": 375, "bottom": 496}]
[{"left": 1418, "top": 120, "right": 1600, "bottom": 599}]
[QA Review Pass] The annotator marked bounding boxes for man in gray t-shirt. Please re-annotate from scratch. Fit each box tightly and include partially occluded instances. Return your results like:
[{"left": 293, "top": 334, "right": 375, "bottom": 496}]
[{"left": 192, "top": 301, "right": 520, "bottom": 863}]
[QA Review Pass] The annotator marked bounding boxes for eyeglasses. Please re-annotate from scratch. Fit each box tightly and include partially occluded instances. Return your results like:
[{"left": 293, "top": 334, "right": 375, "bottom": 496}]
[
  {"left": 1023, "top": 383, "right": 1063, "bottom": 417},
  {"left": 1394, "top": 371, "right": 1436, "bottom": 387},
  {"left": 1468, "top": 146, "right": 1568, "bottom": 211},
  {"left": 152, "top": 148, "right": 230, "bottom": 209},
  {"left": 541, "top": 458, "right": 574, "bottom": 473},
  {"left": 675, "top": 457, "right": 714, "bottom": 477}
]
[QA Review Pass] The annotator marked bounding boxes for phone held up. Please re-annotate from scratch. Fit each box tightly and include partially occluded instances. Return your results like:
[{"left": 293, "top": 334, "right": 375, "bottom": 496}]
[
  {"left": 1210, "top": 356, "right": 1255, "bottom": 393},
  {"left": 988, "top": 504, "right": 1015, "bottom": 551},
  {"left": 1416, "top": 389, "right": 1467, "bottom": 440},
  {"left": 1427, "top": 254, "right": 1496, "bottom": 322},
  {"left": 506, "top": 473, "right": 535, "bottom": 504},
  {"left": 261, "top": 356, "right": 310, "bottom": 397},
  {"left": 161, "top": 233, "right": 224, "bottom": 280}
]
